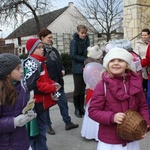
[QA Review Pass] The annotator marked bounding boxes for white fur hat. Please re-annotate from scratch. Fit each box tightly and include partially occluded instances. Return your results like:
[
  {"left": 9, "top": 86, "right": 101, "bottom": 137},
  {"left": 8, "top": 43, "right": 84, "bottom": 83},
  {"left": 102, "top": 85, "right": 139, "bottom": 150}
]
[
  {"left": 87, "top": 45, "right": 102, "bottom": 59},
  {"left": 103, "top": 48, "right": 133, "bottom": 68}
]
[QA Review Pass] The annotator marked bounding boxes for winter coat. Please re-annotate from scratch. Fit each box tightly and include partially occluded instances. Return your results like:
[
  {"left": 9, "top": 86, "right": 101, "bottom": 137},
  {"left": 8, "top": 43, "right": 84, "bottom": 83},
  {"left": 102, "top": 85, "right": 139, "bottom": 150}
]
[
  {"left": 23, "top": 54, "right": 56, "bottom": 115},
  {"left": 44, "top": 46, "right": 65, "bottom": 87},
  {"left": 70, "top": 33, "right": 90, "bottom": 74},
  {"left": 141, "top": 44, "right": 150, "bottom": 80},
  {"left": 89, "top": 71, "right": 149, "bottom": 146},
  {"left": 134, "top": 39, "right": 148, "bottom": 59},
  {"left": 0, "top": 82, "right": 29, "bottom": 150}
]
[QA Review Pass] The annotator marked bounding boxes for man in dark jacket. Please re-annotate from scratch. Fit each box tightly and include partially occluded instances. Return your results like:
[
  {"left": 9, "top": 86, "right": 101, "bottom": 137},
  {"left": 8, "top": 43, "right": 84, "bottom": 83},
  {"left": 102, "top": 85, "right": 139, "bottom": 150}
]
[{"left": 38, "top": 28, "right": 79, "bottom": 135}]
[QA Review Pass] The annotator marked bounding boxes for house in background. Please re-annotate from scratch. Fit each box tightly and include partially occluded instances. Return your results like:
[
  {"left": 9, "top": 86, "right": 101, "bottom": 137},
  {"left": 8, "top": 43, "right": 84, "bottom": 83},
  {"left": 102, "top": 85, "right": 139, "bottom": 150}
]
[
  {"left": 0, "top": 38, "right": 15, "bottom": 54},
  {"left": 5, "top": 2, "right": 99, "bottom": 55}
]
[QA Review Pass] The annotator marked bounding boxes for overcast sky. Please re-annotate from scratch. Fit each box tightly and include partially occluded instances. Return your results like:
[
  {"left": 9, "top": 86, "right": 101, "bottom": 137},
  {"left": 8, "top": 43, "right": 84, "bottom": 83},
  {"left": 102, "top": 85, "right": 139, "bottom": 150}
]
[
  {"left": 53, "top": 0, "right": 79, "bottom": 9},
  {"left": 0, "top": 0, "right": 79, "bottom": 38}
]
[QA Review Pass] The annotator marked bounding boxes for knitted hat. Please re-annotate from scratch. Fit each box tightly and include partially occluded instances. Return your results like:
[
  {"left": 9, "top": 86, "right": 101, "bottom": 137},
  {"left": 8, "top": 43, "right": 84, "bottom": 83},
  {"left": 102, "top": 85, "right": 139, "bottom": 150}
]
[
  {"left": 0, "top": 53, "right": 21, "bottom": 80},
  {"left": 103, "top": 48, "right": 133, "bottom": 69},
  {"left": 26, "top": 38, "right": 42, "bottom": 55}
]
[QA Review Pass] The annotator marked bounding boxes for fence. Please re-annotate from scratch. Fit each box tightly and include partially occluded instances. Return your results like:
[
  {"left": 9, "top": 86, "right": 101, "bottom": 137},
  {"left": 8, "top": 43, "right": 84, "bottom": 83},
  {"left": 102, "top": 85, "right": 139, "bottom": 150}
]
[{"left": 0, "top": 43, "right": 15, "bottom": 54}]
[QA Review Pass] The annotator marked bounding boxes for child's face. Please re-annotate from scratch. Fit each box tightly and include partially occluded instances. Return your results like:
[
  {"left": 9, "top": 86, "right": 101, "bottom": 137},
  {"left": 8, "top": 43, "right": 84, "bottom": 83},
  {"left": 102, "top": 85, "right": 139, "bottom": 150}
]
[
  {"left": 33, "top": 43, "right": 44, "bottom": 56},
  {"left": 10, "top": 64, "right": 23, "bottom": 81},
  {"left": 108, "top": 59, "right": 128, "bottom": 76},
  {"left": 78, "top": 29, "right": 87, "bottom": 39},
  {"left": 41, "top": 34, "right": 53, "bottom": 45}
]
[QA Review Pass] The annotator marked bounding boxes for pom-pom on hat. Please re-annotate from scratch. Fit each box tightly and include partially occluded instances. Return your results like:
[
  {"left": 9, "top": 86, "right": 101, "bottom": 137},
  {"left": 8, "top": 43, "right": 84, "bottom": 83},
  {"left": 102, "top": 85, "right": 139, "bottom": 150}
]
[
  {"left": 87, "top": 45, "right": 103, "bottom": 59},
  {"left": 103, "top": 48, "right": 133, "bottom": 69},
  {"left": 0, "top": 53, "right": 21, "bottom": 80},
  {"left": 26, "top": 38, "right": 42, "bottom": 55}
]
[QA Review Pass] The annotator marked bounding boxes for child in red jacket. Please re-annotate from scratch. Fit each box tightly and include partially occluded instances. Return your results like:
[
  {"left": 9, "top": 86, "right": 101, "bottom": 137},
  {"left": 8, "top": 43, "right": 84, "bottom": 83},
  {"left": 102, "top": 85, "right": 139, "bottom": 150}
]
[{"left": 23, "top": 38, "right": 61, "bottom": 150}]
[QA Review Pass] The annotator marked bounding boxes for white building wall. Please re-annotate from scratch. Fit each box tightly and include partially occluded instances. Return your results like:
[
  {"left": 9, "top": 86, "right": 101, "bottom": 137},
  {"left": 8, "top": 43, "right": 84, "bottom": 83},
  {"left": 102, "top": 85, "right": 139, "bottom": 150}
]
[
  {"left": 5, "top": 2, "right": 98, "bottom": 55},
  {"left": 47, "top": 2, "right": 97, "bottom": 34}
]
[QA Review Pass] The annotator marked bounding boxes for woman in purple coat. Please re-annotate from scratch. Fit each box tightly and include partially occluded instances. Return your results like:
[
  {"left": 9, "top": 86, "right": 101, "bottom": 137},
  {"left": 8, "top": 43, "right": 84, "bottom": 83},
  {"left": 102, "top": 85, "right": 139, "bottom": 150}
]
[
  {"left": 0, "top": 53, "right": 36, "bottom": 150},
  {"left": 89, "top": 48, "right": 150, "bottom": 150}
]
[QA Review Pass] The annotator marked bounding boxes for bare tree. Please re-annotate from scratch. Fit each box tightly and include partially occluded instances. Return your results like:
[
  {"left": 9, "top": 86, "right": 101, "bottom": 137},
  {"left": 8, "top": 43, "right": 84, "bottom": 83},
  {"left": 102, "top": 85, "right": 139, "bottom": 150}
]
[
  {"left": 0, "top": 0, "right": 53, "bottom": 33},
  {"left": 79, "top": 0, "right": 123, "bottom": 42}
]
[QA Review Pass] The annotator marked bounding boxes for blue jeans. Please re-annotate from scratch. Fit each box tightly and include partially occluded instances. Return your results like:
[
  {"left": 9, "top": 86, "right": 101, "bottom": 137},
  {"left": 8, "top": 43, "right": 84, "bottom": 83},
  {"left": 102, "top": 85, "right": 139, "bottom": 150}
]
[
  {"left": 30, "top": 110, "right": 49, "bottom": 150},
  {"left": 147, "top": 80, "right": 150, "bottom": 116},
  {"left": 47, "top": 88, "right": 71, "bottom": 126}
]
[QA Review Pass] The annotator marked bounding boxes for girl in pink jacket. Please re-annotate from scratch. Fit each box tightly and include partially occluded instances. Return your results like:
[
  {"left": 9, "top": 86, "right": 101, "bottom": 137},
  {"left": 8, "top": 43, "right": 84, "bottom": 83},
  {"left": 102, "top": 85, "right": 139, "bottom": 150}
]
[{"left": 89, "top": 48, "right": 149, "bottom": 150}]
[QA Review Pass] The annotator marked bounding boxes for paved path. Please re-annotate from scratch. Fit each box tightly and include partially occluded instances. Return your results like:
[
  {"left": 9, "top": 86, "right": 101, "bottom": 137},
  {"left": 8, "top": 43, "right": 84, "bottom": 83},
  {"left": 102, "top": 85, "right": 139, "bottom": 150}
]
[
  {"left": 46, "top": 74, "right": 150, "bottom": 150},
  {"left": 63, "top": 74, "right": 74, "bottom": 94}
]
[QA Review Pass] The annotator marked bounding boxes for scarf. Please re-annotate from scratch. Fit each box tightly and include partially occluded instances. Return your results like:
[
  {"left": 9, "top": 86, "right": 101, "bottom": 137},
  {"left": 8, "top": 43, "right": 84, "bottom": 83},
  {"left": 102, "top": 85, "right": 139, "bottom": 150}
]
[{"left": 43, "top": 44, "right": 58, "bottom": 61}]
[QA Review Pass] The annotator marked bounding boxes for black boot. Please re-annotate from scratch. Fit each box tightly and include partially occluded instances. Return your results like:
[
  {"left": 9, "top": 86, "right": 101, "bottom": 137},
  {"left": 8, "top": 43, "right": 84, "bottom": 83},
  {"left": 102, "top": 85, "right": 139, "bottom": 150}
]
[
  {"left": 79, "top": 95, "right": 85, "bottom": 115},
  {"left": 73, "top": 96, "right": 82, "bottom": 118},
  {"left": 75, "top": 108, "right": 82, "bottom": 118},
  {"left": 79, "top": 107, "right": 85, "bottom": 115}
]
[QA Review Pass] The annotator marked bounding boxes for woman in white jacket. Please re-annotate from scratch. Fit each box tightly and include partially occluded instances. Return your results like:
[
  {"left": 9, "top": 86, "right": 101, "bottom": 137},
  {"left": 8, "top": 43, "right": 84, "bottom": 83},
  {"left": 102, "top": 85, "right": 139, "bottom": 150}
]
[
  {"left": 134, "top": 28, "right": 150, "bottom": 92},
  {"left": 134, "top": 28, "right": 150, "bottom": 59}
]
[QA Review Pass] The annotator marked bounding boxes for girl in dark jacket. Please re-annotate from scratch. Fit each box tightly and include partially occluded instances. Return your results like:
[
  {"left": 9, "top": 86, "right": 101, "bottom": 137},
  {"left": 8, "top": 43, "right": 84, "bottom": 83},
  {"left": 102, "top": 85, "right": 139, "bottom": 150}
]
[
  {"left": 89, "top": 48, "right": 150, "bottom": 150},
  {"left": 0, "top": 53, "right": 36, "bottom": 150},
  {"left": 70, "top": 25, "right": 90, "bottom": 118}
]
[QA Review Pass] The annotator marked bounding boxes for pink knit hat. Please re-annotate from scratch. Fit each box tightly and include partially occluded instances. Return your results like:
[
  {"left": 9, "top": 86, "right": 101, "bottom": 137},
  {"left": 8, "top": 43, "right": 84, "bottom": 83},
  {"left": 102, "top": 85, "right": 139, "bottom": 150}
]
[{"left": 26, "top": 38, "right": 42, "bottom": 55}]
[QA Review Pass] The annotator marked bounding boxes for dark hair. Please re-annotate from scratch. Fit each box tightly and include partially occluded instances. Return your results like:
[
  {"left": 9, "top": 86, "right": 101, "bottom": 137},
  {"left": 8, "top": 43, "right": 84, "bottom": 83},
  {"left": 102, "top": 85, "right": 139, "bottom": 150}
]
[
  {"left": 141, "top": 28, "right": 150, "bottom": 35},
  {"left": 38, "top": 28, "right": 52, "bottom": 39}
]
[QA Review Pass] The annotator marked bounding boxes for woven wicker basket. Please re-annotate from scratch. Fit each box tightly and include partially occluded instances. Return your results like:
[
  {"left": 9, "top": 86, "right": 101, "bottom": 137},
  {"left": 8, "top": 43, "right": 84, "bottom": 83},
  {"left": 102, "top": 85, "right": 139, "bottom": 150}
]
[{"left": 117, "top": 109, "right": 147, "bottom": 141}]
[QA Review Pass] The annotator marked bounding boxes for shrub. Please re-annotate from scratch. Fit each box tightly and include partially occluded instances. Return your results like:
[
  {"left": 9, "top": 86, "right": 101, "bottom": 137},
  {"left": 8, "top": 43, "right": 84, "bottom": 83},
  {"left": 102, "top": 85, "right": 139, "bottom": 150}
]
[
  {"left": 61, "top": 53, "right": 72, "bottom": 74},
  {"left": 19, "top": 53, "right": 28, "bottom": 60}
]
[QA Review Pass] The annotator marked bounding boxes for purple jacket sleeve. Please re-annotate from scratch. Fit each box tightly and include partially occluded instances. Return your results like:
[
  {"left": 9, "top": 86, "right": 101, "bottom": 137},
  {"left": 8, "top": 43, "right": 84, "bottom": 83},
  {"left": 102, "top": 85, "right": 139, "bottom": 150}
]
[{"left": 0, "top": 114, "right": 15, "bottom": 133}]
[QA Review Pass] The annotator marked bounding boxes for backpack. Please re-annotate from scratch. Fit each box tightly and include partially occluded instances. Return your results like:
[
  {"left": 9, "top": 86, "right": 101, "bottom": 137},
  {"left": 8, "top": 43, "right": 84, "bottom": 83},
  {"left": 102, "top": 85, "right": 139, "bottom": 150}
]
[
  {"left": 21, "top": 56, "right": 41, "bottom": 137},
  {"left": 22, "top": 56, "right": 41, "bottom": 90}
]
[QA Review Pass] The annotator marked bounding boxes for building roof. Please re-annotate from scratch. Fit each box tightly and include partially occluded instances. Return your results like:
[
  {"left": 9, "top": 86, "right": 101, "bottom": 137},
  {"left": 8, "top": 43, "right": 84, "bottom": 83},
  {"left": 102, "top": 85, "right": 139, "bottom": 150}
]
[{"left": 6, "top": 6, "right": 68, "bottom": 39}]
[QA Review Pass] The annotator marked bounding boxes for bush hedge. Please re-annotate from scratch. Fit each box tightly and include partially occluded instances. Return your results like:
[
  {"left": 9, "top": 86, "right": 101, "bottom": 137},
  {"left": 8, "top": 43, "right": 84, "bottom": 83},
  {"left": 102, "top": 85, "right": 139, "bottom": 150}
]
[{"left": 61, "top": 53, "right": 72, "bottom": 75}]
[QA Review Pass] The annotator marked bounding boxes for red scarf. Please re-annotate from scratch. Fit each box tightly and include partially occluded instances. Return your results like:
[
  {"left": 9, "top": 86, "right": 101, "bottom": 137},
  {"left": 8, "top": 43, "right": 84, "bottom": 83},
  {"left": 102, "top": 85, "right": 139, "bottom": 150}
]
[{"left": 30, "top": 54, "right": 46, "bottom": 63}]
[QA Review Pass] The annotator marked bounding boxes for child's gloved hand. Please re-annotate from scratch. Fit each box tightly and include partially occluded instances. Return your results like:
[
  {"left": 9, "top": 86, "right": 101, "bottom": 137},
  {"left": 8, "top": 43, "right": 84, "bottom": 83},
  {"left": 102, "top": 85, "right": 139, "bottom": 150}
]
[
  {"left": 14, "top": 111, "right": 37, "bottom": 128},
  {"left": 14, "top": 114, "right": 29, "bottom": 128},
  {"left": 27, "top": 110, "right": 37, "bottom": 119}
]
